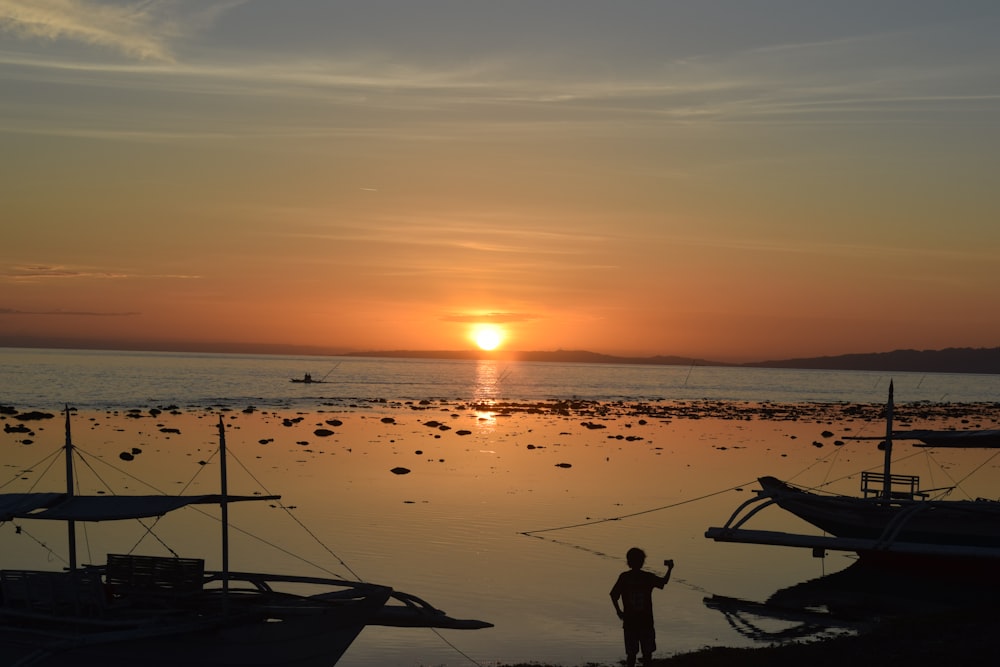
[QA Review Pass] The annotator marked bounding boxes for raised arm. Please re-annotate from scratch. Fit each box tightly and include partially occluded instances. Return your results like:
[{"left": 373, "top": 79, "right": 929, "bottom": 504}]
[{"left": 661, "top": 559, "right": 675, "bottom": 586}]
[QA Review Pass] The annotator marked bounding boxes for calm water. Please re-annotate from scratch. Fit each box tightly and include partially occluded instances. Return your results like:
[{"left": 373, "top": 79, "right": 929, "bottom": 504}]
[
  {"left": 2, "top": 347, "right": 999, "bottom": 410},
  {"left": 2, "top": 348, "right": 999, "bottom": 666}
]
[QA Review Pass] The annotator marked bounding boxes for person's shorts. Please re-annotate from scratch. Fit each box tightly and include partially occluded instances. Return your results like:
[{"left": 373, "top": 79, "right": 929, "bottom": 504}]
[{"left": 623, "top": 620, "right": 656, "bottom": 656}]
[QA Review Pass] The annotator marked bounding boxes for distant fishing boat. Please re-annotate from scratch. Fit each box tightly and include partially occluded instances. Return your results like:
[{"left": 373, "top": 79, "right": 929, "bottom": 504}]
[
  {"left": 706, "top": 382, "right": 1000, "bottom": 570},
  {"left": 290, "top": 373, "right": 326, "bottom": 384},
  {"left": 289, "top": 363, "right": 340, "bottom": 384},
  {"left": 0, "top": 408, "right": 491, "bottom": 666}
]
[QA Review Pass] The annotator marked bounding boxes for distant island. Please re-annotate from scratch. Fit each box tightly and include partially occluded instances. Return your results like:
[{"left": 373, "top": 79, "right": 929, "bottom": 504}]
[
  {"left": 347, "top": 347, "right": 1000, "bottom": 375},
  {"left": 346, "top": 348, "right": 724, "bottom": 367},
  {"left": 1, "top": 338, "right": 997, "bottom": 374}
]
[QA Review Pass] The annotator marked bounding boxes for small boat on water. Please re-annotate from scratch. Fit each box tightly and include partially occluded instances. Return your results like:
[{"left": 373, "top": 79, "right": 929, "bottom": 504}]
[
  {"left": 706, "top": 382, "right": 1000, "bottom": 570},
  {"left": 0, "top": 408, "right": 490, "bottom": 666},
  {"left": 290, "top": 363, "right": 340, "bottom": 384},
  {"left": 290, "top": 374, "right": 326, "bottom": 384}
]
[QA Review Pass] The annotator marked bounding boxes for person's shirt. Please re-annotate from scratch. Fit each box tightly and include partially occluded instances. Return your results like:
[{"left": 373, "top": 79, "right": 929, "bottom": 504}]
[{"left": 611, "top": 569, "right": 665, "bottom": 623}]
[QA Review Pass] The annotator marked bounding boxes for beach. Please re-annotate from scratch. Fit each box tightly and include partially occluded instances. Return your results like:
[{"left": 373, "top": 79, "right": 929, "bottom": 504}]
[{"left": 3, "top": 398, "right": 999, "bottom": 666}]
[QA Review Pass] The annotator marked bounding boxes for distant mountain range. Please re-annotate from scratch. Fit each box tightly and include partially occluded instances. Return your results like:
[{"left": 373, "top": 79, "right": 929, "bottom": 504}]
[
  {"left": 348, "top": 347, "right": 1000, "bottom": 375},
  {"left": 2, "top": 338, "right": 997, "bottom": 374},
  {"left": 744, "top": 347, "right": 1000, "bottom": 374}
]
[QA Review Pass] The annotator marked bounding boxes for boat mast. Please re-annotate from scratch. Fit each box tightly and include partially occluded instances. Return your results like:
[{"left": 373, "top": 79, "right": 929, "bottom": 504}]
[
  {"left": 881, "top": 381, "right": 894, "bottom": 500},
  {"left": 64, "top": 406, "right": 78, "bottom": 571},
  {"left": 217, "top": 416, "right": 231, "bottom": 610}
]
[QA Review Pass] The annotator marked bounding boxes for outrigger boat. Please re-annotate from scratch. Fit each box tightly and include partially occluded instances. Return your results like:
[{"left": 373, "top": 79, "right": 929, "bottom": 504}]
[
  {"left": 0, "top": 408, "right": 490, "bottom": 666},
  {"left": 290, "top": 374, "right": 326, "bottom": 384},
  {"left": 706, "top": 382, "right": 1000, "bottom": 570}
]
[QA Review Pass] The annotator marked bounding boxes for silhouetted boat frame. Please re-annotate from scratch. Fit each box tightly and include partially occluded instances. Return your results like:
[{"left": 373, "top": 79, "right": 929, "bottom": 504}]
[
  {"left": 703, "top": 560, "right": 995, "bottom": 644},
  {"left": 0, "top": 408, "right": 490, "bottom": 666},
  {"left": 706, "top": 382, "right": 1000, "bottom": 569},
  {"left": 290, "top": 363, "right": 340, "bottom": 384}
]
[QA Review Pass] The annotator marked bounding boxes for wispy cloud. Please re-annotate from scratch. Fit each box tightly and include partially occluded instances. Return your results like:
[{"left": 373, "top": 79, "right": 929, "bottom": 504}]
[
  {"left": 279, "top": 215, "right": 610, "bottom": 256},
  {"left": 2, "top": 6, "right": 995, "bottom": 147},
  {"left": 0, "top": 0, "right": 173, "bottom": 61},
  {"left": 0, "top": 0, "right": 242, "bottom": 62},
  {"left": 0, "top": 307, "right": 139, "bottom": 316},
  {"left": 442, "top": 312, "right": 538, "bottom": 324},
  {"left": 2, "top": 264, "right": 132, "bottom": 281},
  {"left": 1, "top": 264, "right": 201, "bottom": 283},
  {"left": 665, "top": 234, "right": 999, "bottom": 264}
]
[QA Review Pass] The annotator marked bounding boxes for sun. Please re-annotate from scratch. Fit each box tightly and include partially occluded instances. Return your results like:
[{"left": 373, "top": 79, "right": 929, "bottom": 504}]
[{"left": 471, "top": 324, "right": 504, "bottom": 351}]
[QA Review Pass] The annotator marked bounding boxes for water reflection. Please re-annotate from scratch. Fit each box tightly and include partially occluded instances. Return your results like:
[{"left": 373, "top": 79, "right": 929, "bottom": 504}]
[
  {"left": 705, "top": 561, "right": 994, "bottom": 644},
  {"left": 472, "top": 359, "right": 510, "bottom": 403},
  {"left": 470, "top": 360, "right": 512, "bottom": 427}
]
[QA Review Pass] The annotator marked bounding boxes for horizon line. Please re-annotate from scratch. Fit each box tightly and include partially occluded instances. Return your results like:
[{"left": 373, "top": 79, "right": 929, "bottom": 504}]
[{"left": 1, "top": 340, "right": 997, "bottom": 373}]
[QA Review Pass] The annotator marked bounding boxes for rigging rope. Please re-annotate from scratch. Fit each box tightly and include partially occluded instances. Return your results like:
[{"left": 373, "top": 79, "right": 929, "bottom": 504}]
[
  {"left": 519, "top": 419, "right": 897, "bottom": 537},
  {"left": 5, "top": 419, "right": 489, "bottom": 667},
  {"left": 225, "top": 444, "right": 365, "bottom": 582},
  {"left": 4, "top": 521, "right": 69, "bottom": 566},
  {"left": 521, "top": 480, "right": 755, "bottom": 536},
  {"left": 952, "top": 448, "right": 1000, "bottom": 497},
  {"left": 71, "top": 445, "right": 181, "bottom": 557},
  {"left": 430, "top": 628, "right": 486, "bottom": 667},
  {"left": 1, "top": 448, "right": 61, "bottom": 493}
]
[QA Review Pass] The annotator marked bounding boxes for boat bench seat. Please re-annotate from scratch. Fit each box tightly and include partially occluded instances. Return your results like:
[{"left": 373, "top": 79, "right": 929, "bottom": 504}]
[
  {"left": 1, "top": 569, "right": 105, "bottom": 615},
  {"left": 105, "top": 554, "right": 205, "bottom": 597},
  {"left": 860, "top": 471, "right": 929, "bottom": 500}
]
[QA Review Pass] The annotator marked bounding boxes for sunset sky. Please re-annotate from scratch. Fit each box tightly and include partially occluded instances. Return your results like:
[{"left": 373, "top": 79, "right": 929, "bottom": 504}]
[{"left": 2, "top": 1, "right": 998, "bottom": 362}]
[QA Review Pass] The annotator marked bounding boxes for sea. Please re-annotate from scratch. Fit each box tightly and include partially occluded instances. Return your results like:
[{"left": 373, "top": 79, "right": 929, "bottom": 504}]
[
  {"left": 2, "top": 347, "right": 999, "bottom": 666},
  {"left": 2, "top": 346, "right": 999, "bottom": 411}
]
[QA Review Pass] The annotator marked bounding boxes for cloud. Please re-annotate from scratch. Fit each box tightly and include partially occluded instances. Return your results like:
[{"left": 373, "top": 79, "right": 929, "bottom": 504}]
[
  {"left": 0, "top": 0, "right": 173, "bottom": 60},
  {"left": 0, "top": 307, "right": 139, "bottom": 316},
  {"left": 1, "top": 264, "right": 131, "bottom": 281},
  {"left": 443, "top": 312, "right": 538, "bottom": 324},
  {"left": 0, "top": 0, "right": 242, "bottom": 62},
  {"left": 1, "top": 264, "right": 201, "bottom": 283}
]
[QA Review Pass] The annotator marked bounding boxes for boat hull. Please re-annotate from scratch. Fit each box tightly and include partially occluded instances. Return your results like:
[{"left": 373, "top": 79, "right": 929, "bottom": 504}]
[
  {"left": 758, "top": 476, "right": 1000, "bottom": 552},
  {"left": 3, "top": 590, "right": 390, "bottom": 666}
]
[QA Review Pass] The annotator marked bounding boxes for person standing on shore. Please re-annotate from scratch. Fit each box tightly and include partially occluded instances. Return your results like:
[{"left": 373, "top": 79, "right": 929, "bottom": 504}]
[{"left": 610, "top": 547, "right": 674, "bottom": 667}]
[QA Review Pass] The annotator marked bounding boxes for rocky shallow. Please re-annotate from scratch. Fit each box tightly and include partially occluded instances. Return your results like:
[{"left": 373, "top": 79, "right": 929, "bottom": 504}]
[{"left": 3, "top": 398, "right": 1000, "bottom": 666}]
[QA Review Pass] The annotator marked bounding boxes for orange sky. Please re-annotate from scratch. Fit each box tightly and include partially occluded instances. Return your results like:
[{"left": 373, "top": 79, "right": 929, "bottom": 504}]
[{"left": 2, "top": 2, "right": 998, "bottom": 362}]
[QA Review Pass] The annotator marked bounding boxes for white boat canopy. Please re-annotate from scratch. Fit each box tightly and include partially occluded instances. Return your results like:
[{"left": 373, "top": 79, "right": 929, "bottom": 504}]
[{"left": 0, "top": 493, "right": 279, "bottom": 522}]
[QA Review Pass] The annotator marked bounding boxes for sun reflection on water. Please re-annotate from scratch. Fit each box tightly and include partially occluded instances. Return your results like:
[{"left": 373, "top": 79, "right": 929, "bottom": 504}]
[{"left": 470, "top": 360, "right": 512, "bottom": 427}]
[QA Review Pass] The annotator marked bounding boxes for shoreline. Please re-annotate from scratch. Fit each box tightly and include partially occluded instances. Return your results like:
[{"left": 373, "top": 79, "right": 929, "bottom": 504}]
[
  {"left": 5, "top": 395, "right": 1000, "bottom": 424},
  {"left": 500, "top": 607, "right": 1000, "bottom": 666}
]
